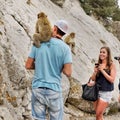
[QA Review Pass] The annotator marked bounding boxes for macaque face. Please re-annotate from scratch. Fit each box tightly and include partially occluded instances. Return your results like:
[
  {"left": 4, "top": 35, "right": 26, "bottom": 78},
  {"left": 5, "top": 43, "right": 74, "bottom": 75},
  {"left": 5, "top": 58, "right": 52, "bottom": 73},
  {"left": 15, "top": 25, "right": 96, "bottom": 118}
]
[{"left": 70, "top": 33, "right": 75, "bottom": 38}]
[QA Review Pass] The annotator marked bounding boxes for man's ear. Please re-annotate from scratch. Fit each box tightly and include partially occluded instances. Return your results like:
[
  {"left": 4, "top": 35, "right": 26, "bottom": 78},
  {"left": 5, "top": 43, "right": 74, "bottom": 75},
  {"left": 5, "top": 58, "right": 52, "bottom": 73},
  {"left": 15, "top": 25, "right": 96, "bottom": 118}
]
[
  {"left": 52, "top": 26, "right": 57, "bottom": 37},
  {"left": 53, "top": 26, "right": 57, "bottom": 32}
]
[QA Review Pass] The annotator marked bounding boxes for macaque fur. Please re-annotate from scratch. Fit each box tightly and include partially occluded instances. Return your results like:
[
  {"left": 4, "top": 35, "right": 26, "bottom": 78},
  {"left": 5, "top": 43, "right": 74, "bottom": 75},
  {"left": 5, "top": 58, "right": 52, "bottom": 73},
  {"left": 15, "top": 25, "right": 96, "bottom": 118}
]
[
  {"left": 64, "top": 32, "right": 76, "bottom": 54},
  {"left": 33, "top": 12, "right": 52, "bottom": 47},
  {"left": 26, "top": 0, "right": 31, "bottom": 5}
]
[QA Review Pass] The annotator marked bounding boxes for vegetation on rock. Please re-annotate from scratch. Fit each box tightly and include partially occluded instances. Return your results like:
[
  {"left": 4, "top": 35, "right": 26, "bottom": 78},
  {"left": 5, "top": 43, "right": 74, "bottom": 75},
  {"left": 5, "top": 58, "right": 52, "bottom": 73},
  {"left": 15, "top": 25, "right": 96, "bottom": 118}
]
[{"left": 80, "top": 0, "right": 120, "bottom": 21}]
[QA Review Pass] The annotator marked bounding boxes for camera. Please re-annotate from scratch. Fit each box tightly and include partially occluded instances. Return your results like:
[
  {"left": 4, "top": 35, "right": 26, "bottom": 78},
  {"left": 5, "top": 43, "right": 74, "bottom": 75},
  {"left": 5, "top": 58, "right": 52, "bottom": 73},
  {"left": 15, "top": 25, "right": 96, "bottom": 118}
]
[{"left": 114, "top": 57, "right": 120, "bottom": 60}]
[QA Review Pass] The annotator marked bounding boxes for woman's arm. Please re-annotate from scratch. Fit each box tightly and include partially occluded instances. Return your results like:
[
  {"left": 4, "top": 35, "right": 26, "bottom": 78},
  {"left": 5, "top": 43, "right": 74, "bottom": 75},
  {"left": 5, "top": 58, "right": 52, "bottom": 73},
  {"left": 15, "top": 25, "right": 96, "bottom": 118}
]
[
  {"left": 91, "top": 65, "right": 99, "bottom": 81},
  {"left": 91, "top": 71, "right": 97, "bottom": 81},
  {"left": 118, "top": 94, "right": 120, "bottom": 103}
]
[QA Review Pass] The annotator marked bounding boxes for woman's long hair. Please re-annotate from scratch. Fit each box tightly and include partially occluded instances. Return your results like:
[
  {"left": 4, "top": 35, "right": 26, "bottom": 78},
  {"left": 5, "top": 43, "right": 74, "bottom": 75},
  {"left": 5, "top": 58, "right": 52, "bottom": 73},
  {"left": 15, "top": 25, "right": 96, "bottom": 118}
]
[{"left": 98, "top": 46, "right": 112, "bottom": 70}]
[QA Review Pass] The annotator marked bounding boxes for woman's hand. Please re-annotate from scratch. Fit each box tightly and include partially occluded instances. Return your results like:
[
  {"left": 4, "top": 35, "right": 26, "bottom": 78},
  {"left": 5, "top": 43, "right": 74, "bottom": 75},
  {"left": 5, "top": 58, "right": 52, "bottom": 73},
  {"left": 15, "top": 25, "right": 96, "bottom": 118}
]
[
  {"left": 94, "top": 67, "right": 99, "bottom": 73},
  {"left": 87, "top": 80, "right": 95, "bottom": 86},
  {"left": 98, "top": 63, "right": 116, "bottom": 83},
  {"left": 98, "top": 64, "right": 105, "bottom": 72},
  {"left": 94, "top": 64, "right": 99, "bottom": 73}
]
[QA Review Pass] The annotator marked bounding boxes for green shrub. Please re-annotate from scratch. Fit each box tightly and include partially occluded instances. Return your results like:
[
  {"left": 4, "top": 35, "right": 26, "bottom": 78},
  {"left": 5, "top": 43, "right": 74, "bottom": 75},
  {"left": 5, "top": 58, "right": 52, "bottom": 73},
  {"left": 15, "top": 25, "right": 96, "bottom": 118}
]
[{"left": 80, "top": 0, "right": 120, "bottom": 21}]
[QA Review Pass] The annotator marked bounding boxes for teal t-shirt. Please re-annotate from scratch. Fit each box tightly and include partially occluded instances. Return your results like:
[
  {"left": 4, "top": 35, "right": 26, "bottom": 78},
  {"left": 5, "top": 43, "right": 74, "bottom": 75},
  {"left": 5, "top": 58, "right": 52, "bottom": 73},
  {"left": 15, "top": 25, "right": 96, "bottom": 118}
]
[{"left": 29, "top": 37, "right": 72, "bottom": 92}]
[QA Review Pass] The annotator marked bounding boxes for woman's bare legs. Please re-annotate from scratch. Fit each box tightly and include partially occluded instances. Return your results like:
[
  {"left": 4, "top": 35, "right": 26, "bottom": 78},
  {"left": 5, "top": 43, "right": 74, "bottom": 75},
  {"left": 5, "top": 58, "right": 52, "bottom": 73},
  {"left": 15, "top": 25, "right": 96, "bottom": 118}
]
[{"left": 94, "top": 99, "right": 108, "bottom": 120}]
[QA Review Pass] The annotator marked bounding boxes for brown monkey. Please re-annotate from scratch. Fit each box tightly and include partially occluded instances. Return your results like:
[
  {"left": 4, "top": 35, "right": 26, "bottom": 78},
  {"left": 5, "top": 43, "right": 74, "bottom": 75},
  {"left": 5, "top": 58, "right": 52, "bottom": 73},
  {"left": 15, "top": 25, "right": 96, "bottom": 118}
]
[
  {"left": 33, "top": 12, "right": 52, "bottom": 48},
  {"left": 64, "top": 32, "right": 76, "bottom": 55},
  {"left": 26, "top": 0, "right": 31, "bottom": 5}
]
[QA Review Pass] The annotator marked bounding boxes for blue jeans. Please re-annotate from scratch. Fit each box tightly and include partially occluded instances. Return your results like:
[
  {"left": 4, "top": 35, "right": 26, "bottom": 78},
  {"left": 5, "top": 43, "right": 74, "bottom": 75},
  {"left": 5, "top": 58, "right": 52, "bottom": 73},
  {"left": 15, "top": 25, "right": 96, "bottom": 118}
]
[{"left": 31, "top": 87, "right": 63, "bottom": 120}]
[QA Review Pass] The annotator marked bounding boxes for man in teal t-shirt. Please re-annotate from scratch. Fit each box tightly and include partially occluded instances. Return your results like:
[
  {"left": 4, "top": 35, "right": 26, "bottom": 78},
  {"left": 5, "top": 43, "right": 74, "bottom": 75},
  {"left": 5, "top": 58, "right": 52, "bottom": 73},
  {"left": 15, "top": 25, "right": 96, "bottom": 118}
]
[{"left": 25, "top": 20, "right": 72, "bottom": 120}]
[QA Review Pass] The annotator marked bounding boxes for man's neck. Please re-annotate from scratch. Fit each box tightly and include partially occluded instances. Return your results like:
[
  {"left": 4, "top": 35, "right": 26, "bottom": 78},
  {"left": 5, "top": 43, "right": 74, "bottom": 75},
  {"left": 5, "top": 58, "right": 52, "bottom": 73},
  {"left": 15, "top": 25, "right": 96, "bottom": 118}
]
[
  {"left": 53, "top": 34, "right": 62, "bottom": 40},
  {"left": 56, "top": 35, "right": 62, "bottom": 39}
]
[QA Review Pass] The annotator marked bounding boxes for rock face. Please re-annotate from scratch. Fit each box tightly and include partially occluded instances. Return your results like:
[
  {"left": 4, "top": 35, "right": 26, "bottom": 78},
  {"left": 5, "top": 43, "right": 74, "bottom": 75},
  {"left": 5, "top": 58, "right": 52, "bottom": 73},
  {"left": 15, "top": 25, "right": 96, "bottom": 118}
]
[
  {"left": 0, "top": 0, "right": 120, "bottom": 120},
  {"left": 66, "top": 77, "right": 94, "bottom": 113},
  {"left": 112, "top": 21, "right": 120, "bottom": 41},
  {"left": 50, "top": 0, "right": 65, "bottom": 7}
]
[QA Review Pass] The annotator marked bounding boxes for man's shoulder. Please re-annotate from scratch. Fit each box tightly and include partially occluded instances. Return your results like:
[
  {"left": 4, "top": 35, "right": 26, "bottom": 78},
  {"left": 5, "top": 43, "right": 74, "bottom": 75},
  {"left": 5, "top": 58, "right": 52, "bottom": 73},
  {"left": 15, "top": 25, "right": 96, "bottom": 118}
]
[{"left": 50, "top": 37, "right": 69, "bottom": 47}]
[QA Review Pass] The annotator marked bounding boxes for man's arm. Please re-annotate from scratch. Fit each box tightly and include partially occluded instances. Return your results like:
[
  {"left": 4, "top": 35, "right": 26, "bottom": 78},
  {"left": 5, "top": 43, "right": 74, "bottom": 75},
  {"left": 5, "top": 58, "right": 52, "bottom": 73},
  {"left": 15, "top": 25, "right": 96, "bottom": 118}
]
[
  {"left": 62, "top": 63, "right": 72, "bottom": 77},
  {"left": 25, "top": 57, "right": 35, "bottom": 70}
]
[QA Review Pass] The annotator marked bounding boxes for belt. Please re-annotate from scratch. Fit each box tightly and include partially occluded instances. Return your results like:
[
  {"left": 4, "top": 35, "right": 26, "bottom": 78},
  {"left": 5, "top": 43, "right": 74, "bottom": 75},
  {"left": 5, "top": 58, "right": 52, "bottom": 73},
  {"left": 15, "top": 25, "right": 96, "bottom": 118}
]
[{"left": 38, "top": 87, "right": 51, "bottom": 90}]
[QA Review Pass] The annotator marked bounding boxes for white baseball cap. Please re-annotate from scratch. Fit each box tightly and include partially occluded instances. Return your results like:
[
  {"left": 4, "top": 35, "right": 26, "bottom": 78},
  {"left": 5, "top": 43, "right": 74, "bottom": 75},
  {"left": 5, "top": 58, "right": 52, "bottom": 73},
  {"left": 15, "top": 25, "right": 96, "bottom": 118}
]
[{"left": 54, "top": 20, "right": 68, "bottom": 33}]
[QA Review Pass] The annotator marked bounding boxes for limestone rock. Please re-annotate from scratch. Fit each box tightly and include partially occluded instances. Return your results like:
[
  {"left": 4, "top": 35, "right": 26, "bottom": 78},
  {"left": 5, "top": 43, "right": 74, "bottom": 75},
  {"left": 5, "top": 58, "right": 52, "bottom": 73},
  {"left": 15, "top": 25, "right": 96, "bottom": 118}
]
[
  {"left": 50, "top": 0, "right": 65, "bottom": 7},
  {"left": 112, "top": 21, "right": 120, "bottom": 41},
  {"left": 0, "top": 107, "right": 14, "bottom": 120},
  {"left": 66, "top": 77, "right": 95, "bottom": 113}
]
